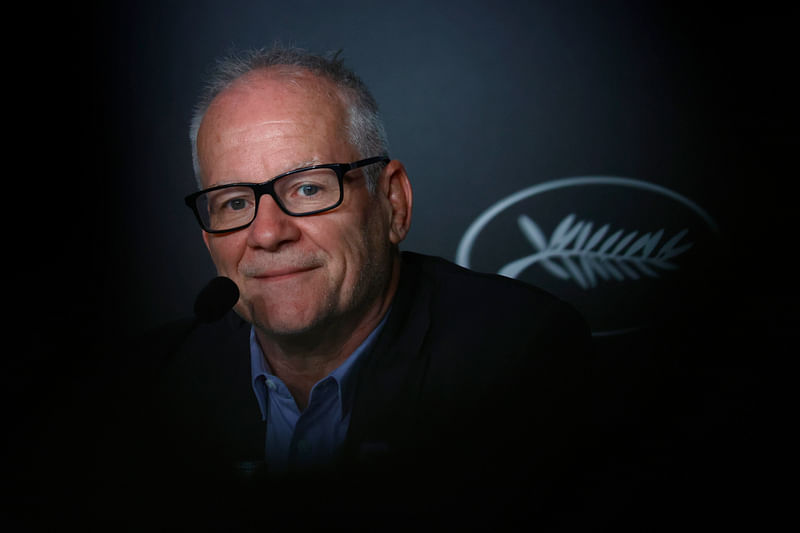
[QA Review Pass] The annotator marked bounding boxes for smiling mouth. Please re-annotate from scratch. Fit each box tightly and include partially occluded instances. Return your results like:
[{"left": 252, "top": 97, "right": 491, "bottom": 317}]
[{"left": 250, "top": 266, "right": 318, "bottom": 281}]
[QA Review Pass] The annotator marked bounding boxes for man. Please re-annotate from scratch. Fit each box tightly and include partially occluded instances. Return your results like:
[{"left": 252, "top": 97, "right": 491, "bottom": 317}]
[{"left": 100, "top": 46, "right": 595, "bottom": 526}]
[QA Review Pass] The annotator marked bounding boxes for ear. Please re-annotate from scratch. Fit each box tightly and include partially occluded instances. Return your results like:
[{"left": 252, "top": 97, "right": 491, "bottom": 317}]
[{"left": 381, "top": 160, "right": 413, "bottom": 245}]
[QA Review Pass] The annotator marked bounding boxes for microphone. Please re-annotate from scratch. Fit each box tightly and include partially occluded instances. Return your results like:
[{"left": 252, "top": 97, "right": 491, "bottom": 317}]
[
  {"left": 193, "top": 276, "right": 240, "bottom": 323},
  {"left": 160, "top": 276, "right": 239, "bottom": 367}
]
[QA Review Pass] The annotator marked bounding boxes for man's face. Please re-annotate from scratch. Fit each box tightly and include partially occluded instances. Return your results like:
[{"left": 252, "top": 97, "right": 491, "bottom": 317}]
[{"left": 196, "top": 72, "right": 395, "bottom": 338}]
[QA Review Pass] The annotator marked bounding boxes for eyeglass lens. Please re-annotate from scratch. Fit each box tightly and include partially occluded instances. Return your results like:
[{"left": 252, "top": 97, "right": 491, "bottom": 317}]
[{"left": 195, "top": 168, "right": 341, "bottom": 231}]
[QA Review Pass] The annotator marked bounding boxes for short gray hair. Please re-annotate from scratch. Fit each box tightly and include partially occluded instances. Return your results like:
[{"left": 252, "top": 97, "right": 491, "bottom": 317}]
[{"left": 189, "top": 46, "right": 389, "bottom": 191}]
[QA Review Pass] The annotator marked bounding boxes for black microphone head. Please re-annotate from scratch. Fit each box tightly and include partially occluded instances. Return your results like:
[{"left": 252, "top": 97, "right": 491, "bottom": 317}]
[{"left": 194, "top": 276, "right": 239, "bottom": 323}]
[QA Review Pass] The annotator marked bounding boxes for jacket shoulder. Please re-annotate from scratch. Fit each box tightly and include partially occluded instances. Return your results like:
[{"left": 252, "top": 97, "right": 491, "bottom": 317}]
[{"left": 401, "top": 251, "right": 588, "bottom": 334}]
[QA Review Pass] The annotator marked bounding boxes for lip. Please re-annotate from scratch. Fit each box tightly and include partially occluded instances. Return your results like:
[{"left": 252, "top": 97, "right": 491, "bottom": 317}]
[{"left": 250, "top": 266, "right": 318, "bottom": 281}]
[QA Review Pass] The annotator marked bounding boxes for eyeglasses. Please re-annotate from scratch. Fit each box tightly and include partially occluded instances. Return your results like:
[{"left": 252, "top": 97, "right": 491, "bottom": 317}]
[{"left": 185, "top": 156, "right": 389, "bottom": 233}]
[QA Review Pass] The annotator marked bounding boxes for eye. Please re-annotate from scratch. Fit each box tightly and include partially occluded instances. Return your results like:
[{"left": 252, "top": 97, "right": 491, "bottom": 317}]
[
  {"left": 207, "top": 189, "right": 254, "bottom": 213},
  {"left": 298, "top": 184, "right": 321, "bottom": 197},
  {"left": 227, "top": 197, "right": 249, "bottom": 210}
]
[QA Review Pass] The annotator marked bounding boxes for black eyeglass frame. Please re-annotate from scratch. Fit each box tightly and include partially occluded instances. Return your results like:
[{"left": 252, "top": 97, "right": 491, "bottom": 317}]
[{"left": 185, "top": 156, "right": 389, "bottom": 234}]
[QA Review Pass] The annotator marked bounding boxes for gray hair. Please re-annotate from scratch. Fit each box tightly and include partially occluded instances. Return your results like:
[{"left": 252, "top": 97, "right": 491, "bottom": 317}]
[{"left": 189, "top": 46, "right": 389, "bottom": 191}]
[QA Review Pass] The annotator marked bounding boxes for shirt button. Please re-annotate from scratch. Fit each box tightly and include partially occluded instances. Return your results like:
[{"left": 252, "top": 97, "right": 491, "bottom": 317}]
[{"left": 266, "top": 379, "right": 277, "bottom": 391}]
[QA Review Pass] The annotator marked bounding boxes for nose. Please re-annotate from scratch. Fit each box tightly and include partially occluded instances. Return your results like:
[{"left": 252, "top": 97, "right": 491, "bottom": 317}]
[{"left": 246, "top": 195, "right": 302, "bottom": 251}]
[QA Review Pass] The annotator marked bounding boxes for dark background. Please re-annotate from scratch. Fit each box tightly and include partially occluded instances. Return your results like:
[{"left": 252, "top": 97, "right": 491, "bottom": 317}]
[
  {"left": 6, "top": 0, "right": 795, "bottom": 528},
  {"left": 93, "top": 0, "right": 789, "bottom": 336}
]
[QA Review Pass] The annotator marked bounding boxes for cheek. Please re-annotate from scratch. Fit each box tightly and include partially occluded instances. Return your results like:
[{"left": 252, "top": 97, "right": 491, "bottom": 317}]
[
  {"left": 338, "top": 214, "right": 390, "bottom": 286},
  {"left": 206, "top": 235, "right": 246, "bottom": 278},
  {"left": 323, "top": 220, "right": 370, "bottom": 261}
]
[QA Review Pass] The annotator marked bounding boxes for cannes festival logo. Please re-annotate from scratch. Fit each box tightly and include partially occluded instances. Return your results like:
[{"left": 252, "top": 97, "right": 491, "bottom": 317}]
[
  {"left": 456, "top": 176, "right": 719, "bottom": 335},
  {"left": 497, "top": 214, "right": 694, "bottom": 288}
]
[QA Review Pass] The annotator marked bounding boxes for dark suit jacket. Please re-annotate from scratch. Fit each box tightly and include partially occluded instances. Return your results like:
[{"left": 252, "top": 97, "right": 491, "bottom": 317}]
[{"left": 91, "top": 252, "right": 595, "bottom": 527}]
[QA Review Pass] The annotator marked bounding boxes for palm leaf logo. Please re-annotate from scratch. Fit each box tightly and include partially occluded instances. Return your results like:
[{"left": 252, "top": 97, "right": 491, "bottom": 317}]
[{"left": 498, "top": 214, "right": 693, "bottom": 289}]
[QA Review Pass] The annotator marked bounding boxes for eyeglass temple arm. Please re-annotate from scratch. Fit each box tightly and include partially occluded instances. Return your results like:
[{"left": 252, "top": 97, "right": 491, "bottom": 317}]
[{"left": 346, "top": 156, "right": 390, "bottom": 171}]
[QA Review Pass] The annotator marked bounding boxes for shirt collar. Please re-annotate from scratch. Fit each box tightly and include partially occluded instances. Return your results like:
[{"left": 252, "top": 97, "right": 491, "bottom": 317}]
[
  {"left": 249, "top": 310, "right": 390, "bottom": 421},
  {"left": 249, "top": 329, "right": 271, "bottom": 420}
]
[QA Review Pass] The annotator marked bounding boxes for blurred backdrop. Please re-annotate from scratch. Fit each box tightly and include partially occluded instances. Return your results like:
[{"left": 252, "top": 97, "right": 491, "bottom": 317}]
[
  {"left": 89, "top": 0, "right": 790, "bottom": 336},
  {"left": 8, "top": 1, "right": 795, "bottom": 527}
]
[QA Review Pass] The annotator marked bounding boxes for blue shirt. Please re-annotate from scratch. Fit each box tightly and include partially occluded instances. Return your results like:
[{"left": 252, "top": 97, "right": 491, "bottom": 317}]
[{"left": 249, "top": 314, "right": 388, "bottom": 472}]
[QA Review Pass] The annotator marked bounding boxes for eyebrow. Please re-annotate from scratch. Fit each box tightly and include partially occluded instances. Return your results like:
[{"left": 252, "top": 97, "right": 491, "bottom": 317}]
[
  {"left": 206, "top": 159, "right": 324, "bottom": 189},
  {"left": 294, "top": 159, "right": 321, "bottom": 170}
]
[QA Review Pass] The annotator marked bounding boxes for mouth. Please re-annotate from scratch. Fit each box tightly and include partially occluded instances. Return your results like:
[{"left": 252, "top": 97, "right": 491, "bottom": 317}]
[{"left": 249, "top": 265, "right": 319, "bottom": 282}]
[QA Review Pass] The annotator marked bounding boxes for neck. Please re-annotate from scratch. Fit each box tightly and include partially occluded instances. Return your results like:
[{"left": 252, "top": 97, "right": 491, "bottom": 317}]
[{"left": 254, "top": 256, "right": 399, "bottom": 410}]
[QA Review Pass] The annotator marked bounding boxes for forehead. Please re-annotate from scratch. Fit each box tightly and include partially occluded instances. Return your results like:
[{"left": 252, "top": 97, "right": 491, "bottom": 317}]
[
  {"left": 204, "top": 69, "right": 347, "bottom": 132},
  {"left": 197, "top": 69, "right": 355, "bottom": 183}
]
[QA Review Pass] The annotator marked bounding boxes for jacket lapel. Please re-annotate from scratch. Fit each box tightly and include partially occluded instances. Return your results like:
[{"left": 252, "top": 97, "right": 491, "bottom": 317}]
[{"left": 343, "top": 253, "right": 434, "bottom": 466}]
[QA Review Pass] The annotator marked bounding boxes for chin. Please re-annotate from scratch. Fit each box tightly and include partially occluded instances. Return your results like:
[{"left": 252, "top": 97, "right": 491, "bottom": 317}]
[
  {"left": 243, "top": 295, "right": 334, "bottom": 337},
  {"left": 256, "top": 313, "right": 317, "bottom": 336}
]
